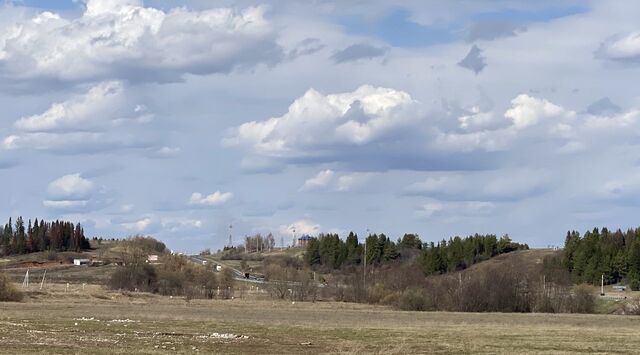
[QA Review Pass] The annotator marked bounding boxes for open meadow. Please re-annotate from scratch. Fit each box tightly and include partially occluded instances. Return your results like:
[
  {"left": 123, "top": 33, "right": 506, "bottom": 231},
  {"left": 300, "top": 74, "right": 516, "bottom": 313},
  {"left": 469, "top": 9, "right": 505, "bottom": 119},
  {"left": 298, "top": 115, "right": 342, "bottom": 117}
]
[{"left": 1, "top": 284, "right": 640, "bottom": 354}]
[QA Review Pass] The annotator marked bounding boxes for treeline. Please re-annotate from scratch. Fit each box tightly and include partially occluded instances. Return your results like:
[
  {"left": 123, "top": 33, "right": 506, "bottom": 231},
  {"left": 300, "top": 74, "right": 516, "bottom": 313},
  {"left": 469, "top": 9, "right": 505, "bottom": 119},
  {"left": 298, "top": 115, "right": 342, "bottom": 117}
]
[
  {"left": 563, "top": 227, "right": 640, "bottom": 289},
  {"left": 1, "top": 217, "right": 90, "bottom": 256},
  {"left": 419, "top": 234, "right": 529, "bottom": 275},
  {"left": 305, "top": 233, "right": 417, "bottom": 270},
  {"left": 304, "top": 232, "right": 528, "bottom": 276}
]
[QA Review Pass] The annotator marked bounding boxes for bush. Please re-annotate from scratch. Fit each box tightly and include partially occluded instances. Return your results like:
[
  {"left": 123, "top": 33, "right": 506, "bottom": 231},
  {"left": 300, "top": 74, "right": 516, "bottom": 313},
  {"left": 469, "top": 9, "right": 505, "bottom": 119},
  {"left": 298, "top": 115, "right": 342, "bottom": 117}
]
[
  {"left": 0, "top": 272, "right": 23, "bottom": 302},
  {"left": 629, "top": 277, "right": 640, "bottom": 291},
  {"left": 108, "top": 264, "right": 158, "bottom": 292},
  {"left": 396, "top": 288, "right": 430, "bottom": 311},
  {"left": 45, "top": 250, "right": 58, "bottom": 261},
  {"left": 571, "top": 284, "right": 595, "bottom": 313}
]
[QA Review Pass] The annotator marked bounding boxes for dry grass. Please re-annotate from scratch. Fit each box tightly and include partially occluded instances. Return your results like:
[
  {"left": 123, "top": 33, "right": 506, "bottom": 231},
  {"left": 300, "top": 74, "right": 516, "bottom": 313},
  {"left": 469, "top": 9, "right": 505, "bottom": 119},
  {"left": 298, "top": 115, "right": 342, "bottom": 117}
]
[{"left": 1, "top": 284, "right": 640, "bottom": 354}]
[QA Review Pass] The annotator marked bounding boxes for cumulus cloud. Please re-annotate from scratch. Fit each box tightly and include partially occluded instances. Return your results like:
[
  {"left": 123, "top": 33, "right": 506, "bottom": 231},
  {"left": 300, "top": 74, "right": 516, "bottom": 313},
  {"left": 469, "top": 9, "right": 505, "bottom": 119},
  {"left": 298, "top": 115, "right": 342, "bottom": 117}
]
[
  {"left": 43, "top": 173, "right": 107, "bottom": 211},
  {"left": 121, "top": 216, "right": 154, "bottom": 232},
  {"left": 331, "top": 43, "right": 387, "bottom": 63},
  {"left": 458, "top": 45, "right": 486, "bottom": 74},
  {"left": 3, "top": 81, "right": 161, "bottom": 153},
  {"left": 189, "top": 191, "right": 233, "bottom": 206},
  {"left": 47, "top": 173, "right": 94, "bottom": 200},
  {"left": 0, "top": 1, "right": 282, "bottom": 85},
  {"left": 596, "top": 31, "right": 640, "bottom": 63},
  {"left": 227, "top": 83, "right": 640, "bottom": 174},
  {"left": 225, "top": 85, "right": 423, "bottom": 169},
  {"left": 504, "top": 94, "right": 573, "bottom": 129},
  {"left": 14, "top": 81, "right": 139, "bottom": 131}
]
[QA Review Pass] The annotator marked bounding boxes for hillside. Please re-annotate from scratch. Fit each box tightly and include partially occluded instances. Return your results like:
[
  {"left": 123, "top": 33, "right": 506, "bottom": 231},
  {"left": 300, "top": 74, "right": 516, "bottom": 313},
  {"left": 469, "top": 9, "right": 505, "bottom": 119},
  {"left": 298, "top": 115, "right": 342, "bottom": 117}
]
[{"left": 458, "top": 248, "right": 559, "bottom": 277}]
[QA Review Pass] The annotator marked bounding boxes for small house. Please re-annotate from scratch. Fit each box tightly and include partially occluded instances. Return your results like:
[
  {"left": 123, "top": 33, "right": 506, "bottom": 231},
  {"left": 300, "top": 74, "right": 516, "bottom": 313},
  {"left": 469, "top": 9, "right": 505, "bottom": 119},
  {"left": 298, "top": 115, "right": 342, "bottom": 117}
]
[
  {"left": 297, "top": 235, "right": 315, "bottom": 248},
  {"left": 147, "top": 255, "right": 159, "bottom": 263},
  {"left": 73, "top": 259, "right": 91, "bottom": 266}
]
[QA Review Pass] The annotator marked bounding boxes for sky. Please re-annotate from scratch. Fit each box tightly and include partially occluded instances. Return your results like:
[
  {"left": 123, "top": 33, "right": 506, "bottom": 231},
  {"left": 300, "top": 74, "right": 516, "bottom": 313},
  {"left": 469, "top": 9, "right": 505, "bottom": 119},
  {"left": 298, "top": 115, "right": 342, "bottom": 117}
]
[{"left": 1, "top": 0, "right": 640, "bottom": 253}]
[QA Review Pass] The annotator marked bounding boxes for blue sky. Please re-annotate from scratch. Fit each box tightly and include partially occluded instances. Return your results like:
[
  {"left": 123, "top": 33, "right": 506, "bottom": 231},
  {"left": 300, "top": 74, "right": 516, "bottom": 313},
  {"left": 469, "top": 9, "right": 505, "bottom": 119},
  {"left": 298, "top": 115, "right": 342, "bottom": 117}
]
[{"left": 1, "top": 0, "right": 640, "bottom": 252}]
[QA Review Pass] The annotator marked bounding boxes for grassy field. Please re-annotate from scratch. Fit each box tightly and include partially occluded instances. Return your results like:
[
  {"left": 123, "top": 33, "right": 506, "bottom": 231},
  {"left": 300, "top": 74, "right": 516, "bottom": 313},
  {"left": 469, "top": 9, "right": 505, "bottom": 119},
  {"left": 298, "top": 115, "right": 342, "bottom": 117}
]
[{"left": 1, "top": 285, "right": 640, "bottom": 354}]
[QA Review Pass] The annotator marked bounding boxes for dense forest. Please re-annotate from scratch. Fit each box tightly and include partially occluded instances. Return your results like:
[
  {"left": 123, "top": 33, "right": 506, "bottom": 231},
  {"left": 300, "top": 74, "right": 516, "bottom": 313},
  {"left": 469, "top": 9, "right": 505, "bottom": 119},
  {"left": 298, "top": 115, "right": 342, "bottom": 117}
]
[
  {"left": 304, "top": 232, "right": 528, "bottom": 275},
  {"left": 304, "top": 232, "right": 413, "bottom": 270},
  {"left": 0, "top": 217, "right": 90, "bottom": 256},
  {"left": 419, "top": 234, "right": 529, "bottom": 275},
  {"left": 563, "top": 227, "right": 640, "bottom": 289}
]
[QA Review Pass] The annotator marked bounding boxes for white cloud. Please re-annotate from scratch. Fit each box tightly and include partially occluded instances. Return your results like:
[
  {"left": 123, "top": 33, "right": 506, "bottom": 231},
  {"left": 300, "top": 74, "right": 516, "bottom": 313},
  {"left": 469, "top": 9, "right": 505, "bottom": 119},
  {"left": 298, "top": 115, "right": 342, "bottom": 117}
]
[
  {"left": 14, "top": 81, "right": 127, "bottom": 132},
  {"left": 154, "top": 146, "right": 181, "bottom": 158},
  {"left": 43, "top": 173, "right": 108, "bottom": 212},
  {"left": 0, "top": 2, "right": 282, "bottom": 85},
  {"left": 47, "top": 173, "right": 94, "bottom": 200},
  {"left": 458, "top": 106, "right": 502, "bottom": 131},
  {"left": 597, "top": 31, "right": 640, "bottom": 63},
  {"left": 504, "top": 94, "right": 572, "bottom": 129},
  {"left": 189, "top": 191, "right": 233, "bottom": 206},
  {"left": 300, "top": 169, "right": 335, "bottom": 191},
  {"left": 279, "top": 219, "right": 320, "bottom": 237},
  {"left": 161, "top": 218, "right": 203, "bottom": 232},
  {"left": 300, "top": 170, "right": 370, "bottom": 192},
  {"left": 225, "top": 85, "right": 423, "bottom": 169},
  {"left": 121, "top": 217, "right": 153, "bottom": 232},
  {"left": 42, "top": 200, "right": 89, "bottom": 209},
  {"left": 226, "top": 85, "right": 416, "bottom": 152},
  {"left": 3, "top": 81, "right": 161, "bottom": 153}
]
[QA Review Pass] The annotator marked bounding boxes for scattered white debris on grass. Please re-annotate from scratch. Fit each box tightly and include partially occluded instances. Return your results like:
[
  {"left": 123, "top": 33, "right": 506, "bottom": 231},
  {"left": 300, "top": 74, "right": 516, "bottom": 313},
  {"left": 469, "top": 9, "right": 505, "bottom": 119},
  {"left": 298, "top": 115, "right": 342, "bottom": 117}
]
[
  {"left": 207, "top": 332, "right": 249, "bottom": 340},
  {"left": 108, "top": 319, "right": 140, "bottom": 323},
  {"left": 73, "top": 317, "right": 100, "bottom": 322}
]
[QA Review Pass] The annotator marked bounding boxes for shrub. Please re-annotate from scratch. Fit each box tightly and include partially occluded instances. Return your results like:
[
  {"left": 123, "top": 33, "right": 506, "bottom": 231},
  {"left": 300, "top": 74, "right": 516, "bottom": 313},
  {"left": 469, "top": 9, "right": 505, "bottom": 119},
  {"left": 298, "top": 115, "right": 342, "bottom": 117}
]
[
  {"left": 108, "top": 264, "right": 158, "bottom": 292},
  {"left": 0, "top": 272, "right": 23, "bottom": 302},
  {"left": 571, "top": 284, "right": 595, "bottom": 313},
  {"left": 45, "top": 250, "right": 58, "bottom": 261},
  {"left": 396, "top": 288, "right": 430, "bottom": 311}
]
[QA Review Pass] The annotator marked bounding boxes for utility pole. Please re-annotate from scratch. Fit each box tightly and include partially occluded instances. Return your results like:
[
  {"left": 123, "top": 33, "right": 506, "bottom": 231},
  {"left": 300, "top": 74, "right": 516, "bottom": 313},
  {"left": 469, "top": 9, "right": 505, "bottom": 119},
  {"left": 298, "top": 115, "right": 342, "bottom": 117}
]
[
  {"left": 363, "top": 228, "right": 369, "bottom": 294},
  {"left": 22, "top": 269, "right": 29, "bottom": 289},
  {"left": 40, "top": 269, "right": 47, "bottom": 290},
  {"left": 601, "top": 274, "right": 605, "bottom": 296}
]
